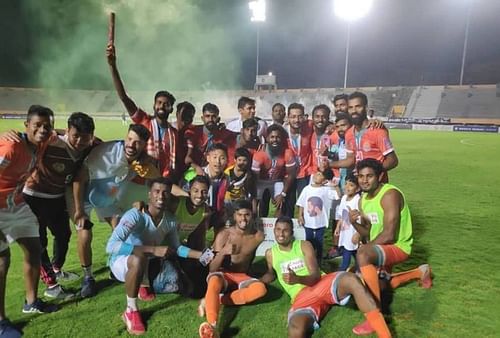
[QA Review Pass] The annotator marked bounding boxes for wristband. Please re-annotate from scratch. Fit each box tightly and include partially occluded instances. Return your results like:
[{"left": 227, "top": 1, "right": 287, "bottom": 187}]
[{"left": 177, "top": 245, "right": 190, "bottom": 258}]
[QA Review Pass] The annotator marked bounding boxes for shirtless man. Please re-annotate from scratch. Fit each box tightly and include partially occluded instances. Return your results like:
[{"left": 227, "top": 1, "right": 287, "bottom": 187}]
[{"left": 198, "top": 200, "right": 266, "bottom": 338}]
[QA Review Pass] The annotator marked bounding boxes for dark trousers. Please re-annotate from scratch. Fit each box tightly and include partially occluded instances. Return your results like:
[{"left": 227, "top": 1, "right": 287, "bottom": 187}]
[
  {"left": 304, "top": 226, "right": 326, "bottom": 264},
  {"left": 24, "top": 194, "right": 71, "bottom": 286},
  {"left": 338, "top": 247, "right": 358, "bottom": 271},
  {"left": 283, "top": 175, "right": 310, "bottom": 218}
]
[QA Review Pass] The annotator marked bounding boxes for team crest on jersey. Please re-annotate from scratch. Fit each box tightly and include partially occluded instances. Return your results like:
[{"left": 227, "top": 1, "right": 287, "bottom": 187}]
[
  {"left": 52, "top": 162, "right": 66, "bottom": 173},
  {"left": 367, "top": 212, "right": 379, "bottom": 224},
  {"left": 362, "top": 142, "right": 372, "bottom": 152}
]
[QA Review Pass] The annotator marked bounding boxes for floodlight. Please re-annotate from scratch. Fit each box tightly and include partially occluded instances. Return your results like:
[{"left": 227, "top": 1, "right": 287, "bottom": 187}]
[
  {"left": 249, "top": 0, "right": 266, "bottom": 22},
  {"left": 334, "top": 0, "right": 373, "bottom": 21}
]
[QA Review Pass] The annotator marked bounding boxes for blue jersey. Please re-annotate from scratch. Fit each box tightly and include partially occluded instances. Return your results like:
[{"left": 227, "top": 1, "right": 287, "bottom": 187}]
[{"left": 106, "top": 207, "right": 179, "bottom": 265}]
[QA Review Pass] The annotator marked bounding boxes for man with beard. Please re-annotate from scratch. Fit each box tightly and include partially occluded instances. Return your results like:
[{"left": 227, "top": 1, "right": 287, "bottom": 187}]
[
  {"left": 259, "top": 216, "right": 392, "bottom": 338},
  {"left": 174, "top": 102, "right": 196, "bottom": 181},
  {"left": 283, "top": 103, "right": 314, "bottom": 218},
  {"left": 345, "top": 92, "right": 398, "bottom": 182},
  {"left": 184, "top": 103, "right": 237, "bottom": 173},
  {"left": 332, "top": 94, "right": 349, "bottom": 116},
  {"left": 72, "top": 124, "right": 159, "bottom": 297},
  {"left": 237, "top": 118, "right": 262, "bottom": 156},
  {"left": 106, "top": 44, "right": 178, "bottom": 179},
  {"left": 198, "top": 200, "right": 266, "bottom": 338},
  {"left": 271, "top": 103, "right": 286, "bottom": 126},
  {"left": 348, "top": 159, "right": 430, "bottom": 335},
  {"left": 252, "top": 125, "right": 296, "bottom": 217},
  {"left": 226, "top": 96, "right": 267, "bottom": 140},
  {"left": 0, "top": 106, "right": 57, "bottom": 337},
  {"left": 310, "top": 105, "right": 333, "bottom": 175},
  {"left": 329, "top": 113, "right": 356, "bottom": 192}
]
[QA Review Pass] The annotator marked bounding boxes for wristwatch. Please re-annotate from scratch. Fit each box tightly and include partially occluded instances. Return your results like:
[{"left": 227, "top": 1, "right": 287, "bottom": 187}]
[{"left": 280, "top": 191, "right": 287, "bottom": 197}]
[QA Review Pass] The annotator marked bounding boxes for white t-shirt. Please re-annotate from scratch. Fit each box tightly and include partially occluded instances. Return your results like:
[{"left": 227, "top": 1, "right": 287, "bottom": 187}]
[
  {"left": 335, "top": 194, "right": 361, "bottom": 251},
  {"left": 296, "top": 185, "right": 339, "bottom": 229}
]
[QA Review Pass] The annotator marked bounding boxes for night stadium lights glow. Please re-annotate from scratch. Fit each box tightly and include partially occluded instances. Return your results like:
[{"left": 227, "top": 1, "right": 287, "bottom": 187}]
[
  {"left": 334, "top": 0, "right": 373, "bottom": 21},
  {"left": 249, "top": 0, "right": 266, "bottom": 22}
]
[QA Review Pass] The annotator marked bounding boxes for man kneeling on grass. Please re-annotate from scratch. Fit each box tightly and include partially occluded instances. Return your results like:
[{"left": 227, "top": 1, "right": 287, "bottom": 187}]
[
  {"left": 106, "top": 177, "right": 214, "bottom": 335},
  {"left": 260, "top": 216, "right": 391, "bottom": 338},
  {"left": 198, "top": 200, "right": 267, "bottom": 338}
]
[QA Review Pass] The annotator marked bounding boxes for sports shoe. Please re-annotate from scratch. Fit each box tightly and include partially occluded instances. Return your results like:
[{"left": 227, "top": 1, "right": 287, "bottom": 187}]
[
  {"left": 0, "top": 319, "right": 22, "bottom": 338},
  {"left": 419, "top": 264, "right": 432, "bottom": 289},
  {"left": 55, "top": 270, "right": 80, "bottom": 282},
  {"left": 138, "top": 286, "right": 155, "bottom": 301},
  {"left": 22, "top": 298, "right": 59, "bottom": 314},
  {"left": 199, "top": 322, "right": 218, "bottom": 338},
  {"left": 352, "top": 320, "right": 375, "bottom": 336},
  {"left": 197, "top": 298, "right": 206, "bottom": 317},
  {"left": 80, "top": 276, "right": 97, "bottom": 298},
  {"left": 43, "top": 284, "right": 75, "bottom": 300},
  {"left": 122, "top": 310, "right": 146, "bottom": 335}
]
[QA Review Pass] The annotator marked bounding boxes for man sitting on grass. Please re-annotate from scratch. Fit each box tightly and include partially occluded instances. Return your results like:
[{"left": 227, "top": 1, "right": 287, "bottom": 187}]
[
  {"left": 349, "top": 158, "right": 431, "bottom": 335},
  {"left": 106, "top": 177, "right": 213, "bottom": 335},
  {"left": 260, "top": 216, "right": 392, "bottom": 338},
  {"left": 198, "top": 200, "right": 266, "bottom": 338}
]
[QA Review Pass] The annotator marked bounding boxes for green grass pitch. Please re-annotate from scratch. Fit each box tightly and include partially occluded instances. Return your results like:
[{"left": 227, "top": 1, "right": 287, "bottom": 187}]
[{"left": 1, "top": 118, "right": 500, "bottom": 337}]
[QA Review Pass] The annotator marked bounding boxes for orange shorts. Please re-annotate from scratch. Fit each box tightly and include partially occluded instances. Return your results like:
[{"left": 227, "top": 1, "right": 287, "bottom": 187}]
[
  {"left": 288, "top": 272, "right": 350, "bottom": 329},
  {"left": 374, "top": 244, "right": 409, "bottom": 272},
  {"left": 207, "top": 270, "right": 258, "bottom": 292}
]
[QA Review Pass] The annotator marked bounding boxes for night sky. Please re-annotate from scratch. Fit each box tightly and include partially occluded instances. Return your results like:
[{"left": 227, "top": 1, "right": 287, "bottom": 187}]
[{"left": 1, "top": 0, "right": 499, "bottom": 90}]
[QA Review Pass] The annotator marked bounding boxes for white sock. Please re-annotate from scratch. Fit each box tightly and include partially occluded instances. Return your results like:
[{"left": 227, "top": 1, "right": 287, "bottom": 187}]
[
  {"left": 82, "top": 265, "right": 93, "bottom": 278},
  {"left": 126, "top": 296, "right": 138, "bottom": 312}
]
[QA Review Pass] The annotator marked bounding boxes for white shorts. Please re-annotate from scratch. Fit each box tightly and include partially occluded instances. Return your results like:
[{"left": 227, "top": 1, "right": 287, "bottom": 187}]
[
  {"left": 109, "top": 255, "right": 130, "bottom": 282},
  {"left": 0, "top": 203, "right": 40, "bottom": 251},
  {"left": 256, "top": 180, "right": 284, "bottom": 200}
]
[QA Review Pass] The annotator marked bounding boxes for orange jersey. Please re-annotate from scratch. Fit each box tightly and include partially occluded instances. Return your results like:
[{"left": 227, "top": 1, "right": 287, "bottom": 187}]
[
  {"left": 286, "top": 122, "right": 314, "bottom": 178},
  {"left": 131, "top": 109, "right": 178, "bottom": 178},
  {"left": 345, "top": 127, "right": 394, "bottom": 163},
  {"left": 184, "top": 125, "right": 237, "bottom": 167},
  {"left": 251, "top": 147, "right": 296, "bottom": 181},
  {"left": 310, "top": 130, "right": 333, "bottom": 173},
  {"left": 0, "top": 137, "right": 38, "bottom": 209}
]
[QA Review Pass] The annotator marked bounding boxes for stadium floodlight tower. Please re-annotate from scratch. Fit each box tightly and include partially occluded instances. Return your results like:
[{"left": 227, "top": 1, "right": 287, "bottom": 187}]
[
  {"left": 334, "top": 0, "right": 373, "bottom": 89},
  {"left": 249, "top": 0, "right": 266, "bottom": 89}
]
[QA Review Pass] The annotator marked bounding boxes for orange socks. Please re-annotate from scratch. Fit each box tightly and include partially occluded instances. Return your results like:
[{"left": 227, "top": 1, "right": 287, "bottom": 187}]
[
  {"left": 221, "top": 282, "right": 267, "bottom": 305},
  {"left": 205, "top": 276, "right": 224, "bottom": 325},
  {"left": 389, "top": 268, "right": 421, "bottom": 289},
  {"left": 365, "top": 309, "right": 392, "bottom": 338},
  {"left": 360, "top": 265, "right": 381, "bottom": 303}
]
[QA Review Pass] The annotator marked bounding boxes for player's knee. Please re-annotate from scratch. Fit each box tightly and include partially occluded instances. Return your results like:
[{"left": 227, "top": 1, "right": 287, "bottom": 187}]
[
  {"left": 128, "top": 254, "right": 146, "bottom": 270},
  {"left": 356, "top": 245, "right": 373, "bottom": 265},
  {"left": 288, "top": 317, "right": 311, "bottom": 338},
  {"left": 251, "top": 281, "right": 267, "bottom": 298}
]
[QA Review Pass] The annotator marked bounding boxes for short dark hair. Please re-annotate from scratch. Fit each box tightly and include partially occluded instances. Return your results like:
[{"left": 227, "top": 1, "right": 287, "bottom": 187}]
[
  {"left": 272, "top": 102, "right": 285, "bottom": 111},
  {"left": 128, "top": 124, "right": 150, "bottom": 142},
  {"left": 266, "top": 124, "right": 284, "bottom": 137},
  {"left": 27, "top": 105, "right": 54, "bottom": 122},
  {"left": 287, "top": 103, "right": 305, "bottom": 115},
  {"left": 356, "top": 158, "right": 384, "bottom": 177},
  {"left": 67, "top": 112, "right": 95, "bottom": 134},
  {"left": 335, "top": 112, "right": 352, "bottom": 124},
  {"left": 190, "top": 175, "right": 210, "bottom": 188},
  {"left": 202, "top": 102, "right": 219, "bottom": 115},
  {"left": 312, "top": 104, "right": 331, "bottom": 117},
  {"left": 207, "top": 142, "right": 228, "bottom": 155},
  {"left": 345, "top": 172, "right": 358, "bottom": 185},
  {"left": 275, "top": 216, "right": 293, "bottom": 231},
  {"left": 348, "top": 91, "right": 368, "bottom": 106},
  {"left": 321, "top": 168, "right": 334, "bottom": 181},
  {"left": 238, "top": 96, "right": 255, "bottom": 110},
  {"left": 233, "top": 199, "right": 253, "bottom": 212},
  {"left": 234, "top": 147, "right": 251, "bottom": 161},
  {"left": 242, "top": 118, "right": 258, "bottom": 129},
  {"left": 176, "top": 101, "right": 195, "bottom": 123},
  {"left": 148, "top": 176, "right": 172, "bottom": 189},
  {"left": 154, "top": 91, "right": 176, "bottom": 105},
  {"left": 332, "top": 94, "right": 348, "bottom": 104}
]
